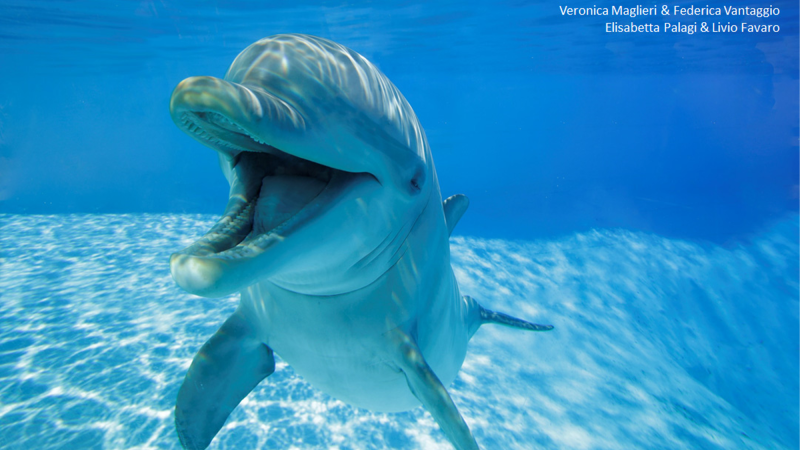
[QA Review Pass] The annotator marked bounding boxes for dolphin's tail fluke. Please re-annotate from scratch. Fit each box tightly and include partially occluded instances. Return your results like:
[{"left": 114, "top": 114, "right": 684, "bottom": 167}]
[{"left": 463, "top": 295, "right": 553, "bottom": 340}]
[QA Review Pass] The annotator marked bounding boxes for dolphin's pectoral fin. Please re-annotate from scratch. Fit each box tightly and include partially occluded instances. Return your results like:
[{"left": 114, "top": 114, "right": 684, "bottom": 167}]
[
  {"left": 464, "top": 296, "right": 554, "bottom": 339},
  {"left": 175, "top": 311, "right": 275, "bottom": 450},
  {"left": 443, "top": 194, "right": 469, "bottom": 236},
  {"left": 390, "top": 329, "right": 479, "bottom": 450}
]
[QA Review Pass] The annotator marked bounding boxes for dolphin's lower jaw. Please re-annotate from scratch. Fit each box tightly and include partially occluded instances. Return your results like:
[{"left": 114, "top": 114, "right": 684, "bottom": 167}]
[{"left": 169, "top": 80, "right": 360, "bottom": 298}]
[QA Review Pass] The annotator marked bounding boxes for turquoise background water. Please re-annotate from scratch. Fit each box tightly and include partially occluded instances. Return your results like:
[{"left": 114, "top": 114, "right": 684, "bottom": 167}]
[
  {"left": 0, "top": 1, "right": 797, "bottom": 449},
  {"left": 1, "top": 214, "right": 797, "bottom": 449}
]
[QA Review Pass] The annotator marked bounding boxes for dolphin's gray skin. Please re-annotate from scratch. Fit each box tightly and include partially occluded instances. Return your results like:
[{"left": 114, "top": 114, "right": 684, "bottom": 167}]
[{"left": 168, "top": 34, "right": 553, "bottom": 450}]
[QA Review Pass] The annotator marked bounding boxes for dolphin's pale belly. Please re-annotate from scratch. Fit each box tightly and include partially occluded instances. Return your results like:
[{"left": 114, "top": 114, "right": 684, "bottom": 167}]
[
  {"left": 272, "top": 337, "right": 420, "bottom": 412},
  {"left": 239, "top": 264, "right": 469, "bottom": 413}
]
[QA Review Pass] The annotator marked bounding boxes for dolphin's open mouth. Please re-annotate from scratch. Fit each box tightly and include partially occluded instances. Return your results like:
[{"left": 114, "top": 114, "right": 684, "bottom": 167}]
[
  {"left": 177, "top": 110, "right": 340, "bottom": 255},
  {"left": 169, "top": 107, "right": 364, "bottom": 297}
]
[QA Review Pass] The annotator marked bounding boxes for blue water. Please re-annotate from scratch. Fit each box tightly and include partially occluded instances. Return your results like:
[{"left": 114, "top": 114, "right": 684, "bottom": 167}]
[
  {"left": 1, "top": 0, "right": 797, "bottom": 241},
  {"left": 0, "top": 1, "right": 798, "bottom": 449}
]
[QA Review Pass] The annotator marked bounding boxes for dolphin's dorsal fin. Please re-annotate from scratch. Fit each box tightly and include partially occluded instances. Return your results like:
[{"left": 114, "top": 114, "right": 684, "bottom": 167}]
[{"left": 443, "top": 194, "right": 469, "bottom": 236}]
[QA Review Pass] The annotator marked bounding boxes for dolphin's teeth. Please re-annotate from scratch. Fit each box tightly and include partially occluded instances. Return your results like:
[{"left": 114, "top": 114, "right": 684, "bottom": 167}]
[
  {"left": 176, "top": 197, "right": 257, "bottom": 258},
  {"left": 178, "top": 111, "right": 262, "bottom": 155}
]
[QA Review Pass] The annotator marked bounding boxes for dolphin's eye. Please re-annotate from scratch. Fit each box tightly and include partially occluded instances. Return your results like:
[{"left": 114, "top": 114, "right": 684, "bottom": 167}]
[{"left": 409, "top": 165, "right": 425, "bottom": 194}]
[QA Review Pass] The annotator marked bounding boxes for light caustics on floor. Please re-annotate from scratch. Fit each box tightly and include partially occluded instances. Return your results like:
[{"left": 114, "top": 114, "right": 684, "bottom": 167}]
[{"left": 0, "top": 214, "right": 797, "bottom": 450}]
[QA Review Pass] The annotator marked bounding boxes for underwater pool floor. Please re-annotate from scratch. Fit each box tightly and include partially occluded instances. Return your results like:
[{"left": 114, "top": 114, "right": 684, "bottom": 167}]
[{"left": 0, "top": 214, "right": 797, "bottom": 449}]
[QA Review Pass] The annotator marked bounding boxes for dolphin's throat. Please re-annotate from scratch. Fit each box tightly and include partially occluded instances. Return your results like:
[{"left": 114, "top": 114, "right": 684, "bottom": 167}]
[
  {"left": 178, "top": 147, "right": 337, "bottom": 252},
  {"left": 251, "top": 175, "right": 326, "bottom": 236}
]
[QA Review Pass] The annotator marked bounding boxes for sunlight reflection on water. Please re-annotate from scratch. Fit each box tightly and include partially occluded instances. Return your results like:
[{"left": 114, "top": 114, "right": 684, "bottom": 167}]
[{"left": 0, "top": 214, "right": 796, "bottom": 449}]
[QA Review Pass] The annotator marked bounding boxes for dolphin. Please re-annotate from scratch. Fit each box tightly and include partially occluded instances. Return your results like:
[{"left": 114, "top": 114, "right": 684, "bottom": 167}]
[{"left": 168, "top": 34, "right": 553, "bottom": 450}]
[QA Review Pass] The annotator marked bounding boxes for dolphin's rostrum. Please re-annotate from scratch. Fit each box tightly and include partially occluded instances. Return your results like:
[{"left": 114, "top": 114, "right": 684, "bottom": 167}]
[{"left": 169, "top": 34, "right": 553, "bottom": 450}]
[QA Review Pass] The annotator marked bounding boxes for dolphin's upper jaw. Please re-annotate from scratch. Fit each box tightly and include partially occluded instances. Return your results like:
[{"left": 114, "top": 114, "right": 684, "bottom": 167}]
[
  {"left": 178, "top": 110, "right": 278, "bottom": 156},
  {"left": 170, "top": 108, "right": 366, "bottom": 298}
]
